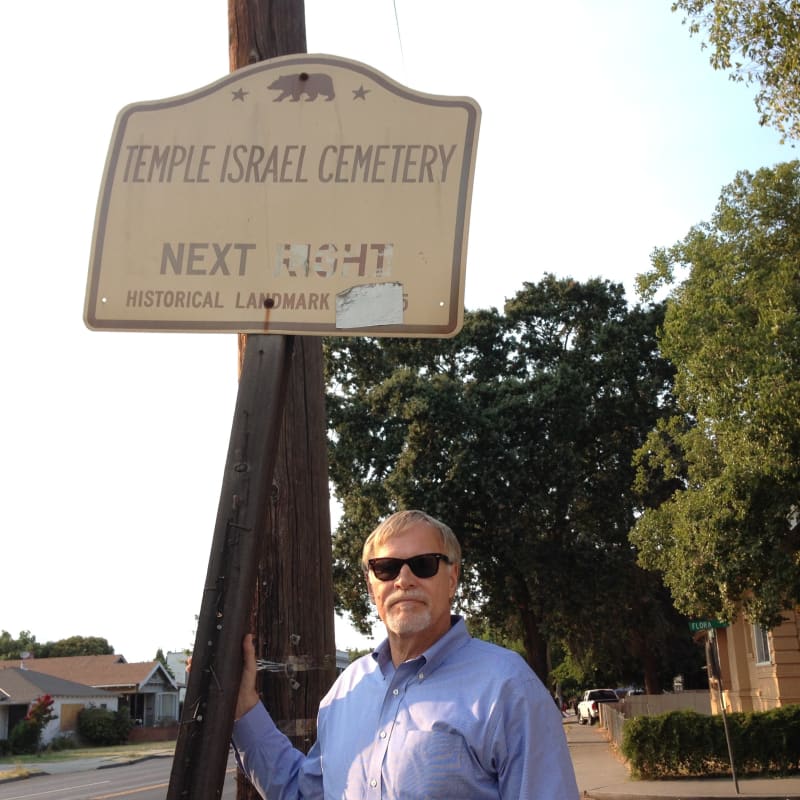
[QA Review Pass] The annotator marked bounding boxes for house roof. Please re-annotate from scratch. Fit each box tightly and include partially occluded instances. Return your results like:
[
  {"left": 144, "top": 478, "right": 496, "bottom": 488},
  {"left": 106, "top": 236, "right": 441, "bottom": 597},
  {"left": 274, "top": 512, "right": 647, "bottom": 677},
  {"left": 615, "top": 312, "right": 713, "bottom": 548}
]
[
  {"left": 0, "top": 668, "right": 116, "bottom": 705},
  {"left": 0, "top": 656, "right": 177, "bottom": 693}
]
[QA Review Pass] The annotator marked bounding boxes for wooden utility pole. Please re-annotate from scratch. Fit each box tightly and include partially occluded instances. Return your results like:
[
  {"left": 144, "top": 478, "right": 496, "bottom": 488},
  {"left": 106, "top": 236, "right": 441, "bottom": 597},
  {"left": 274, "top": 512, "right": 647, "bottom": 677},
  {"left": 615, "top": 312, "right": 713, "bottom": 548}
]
[
  {"left": 168, "top": 2, "right": 336, "bottom": 798},
  {"left": 228, "top": 0, "right": 336, "bottom": 788},
  {"left": 167, "top": 335, "right": 295, "bottom": 800},
  {"left": 241, "top": 338, "right": 336, "bottom": 771}
]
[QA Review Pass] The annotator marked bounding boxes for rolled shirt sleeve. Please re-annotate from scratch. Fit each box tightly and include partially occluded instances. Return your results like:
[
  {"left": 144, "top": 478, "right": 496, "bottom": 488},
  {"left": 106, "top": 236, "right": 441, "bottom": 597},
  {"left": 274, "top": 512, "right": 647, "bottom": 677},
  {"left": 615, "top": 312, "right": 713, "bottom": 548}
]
[{"left": 233, "top": 702, "right": 323, "bottom": 800}]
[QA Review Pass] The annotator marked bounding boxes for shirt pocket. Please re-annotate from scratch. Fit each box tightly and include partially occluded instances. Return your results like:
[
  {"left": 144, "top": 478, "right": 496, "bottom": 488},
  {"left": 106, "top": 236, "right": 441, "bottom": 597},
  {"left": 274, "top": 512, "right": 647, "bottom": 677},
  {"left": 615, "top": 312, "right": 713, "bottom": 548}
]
[{"left": 390, "top": 728, "right": 487, "bottom": 800}]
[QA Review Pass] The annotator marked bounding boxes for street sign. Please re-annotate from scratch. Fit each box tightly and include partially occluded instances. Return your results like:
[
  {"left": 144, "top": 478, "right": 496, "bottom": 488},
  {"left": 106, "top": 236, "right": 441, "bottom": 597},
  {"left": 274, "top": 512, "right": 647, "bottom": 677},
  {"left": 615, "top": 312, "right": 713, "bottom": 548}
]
[
  {"left": 688, "top": 619, "right": 727, "bottom": 632},
  {"left": 84, "top": 54, "right": 480, "bottom": 337}
]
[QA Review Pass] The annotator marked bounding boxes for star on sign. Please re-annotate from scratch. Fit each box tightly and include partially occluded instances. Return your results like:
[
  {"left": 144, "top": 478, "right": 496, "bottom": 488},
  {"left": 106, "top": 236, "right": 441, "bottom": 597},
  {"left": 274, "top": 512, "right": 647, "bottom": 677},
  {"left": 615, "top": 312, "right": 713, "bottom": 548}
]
[
  {"left": 231, "top": 88, "right": 248, "bottom": 102},
  {"left": 352, "top": 85, "right": 369, "bottom": 100}
]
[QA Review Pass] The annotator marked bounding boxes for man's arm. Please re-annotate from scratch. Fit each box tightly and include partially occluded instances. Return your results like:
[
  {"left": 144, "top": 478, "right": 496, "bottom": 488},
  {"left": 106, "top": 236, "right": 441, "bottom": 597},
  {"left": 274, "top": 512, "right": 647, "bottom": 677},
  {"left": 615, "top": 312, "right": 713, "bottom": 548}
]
[
  {"left": 231, "top": 635, "right": 324, "bottom": 800},
  {"left": 496, "top": 677, "right": 580, "bottom": 799}
]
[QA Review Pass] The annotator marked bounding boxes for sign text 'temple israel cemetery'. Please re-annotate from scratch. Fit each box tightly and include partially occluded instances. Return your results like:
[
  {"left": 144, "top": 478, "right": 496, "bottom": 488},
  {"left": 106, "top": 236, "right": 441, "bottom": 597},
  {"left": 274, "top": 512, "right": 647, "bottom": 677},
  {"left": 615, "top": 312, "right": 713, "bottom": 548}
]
[{"left": 85, "top": 55, "right": 481, "bottom": 337}]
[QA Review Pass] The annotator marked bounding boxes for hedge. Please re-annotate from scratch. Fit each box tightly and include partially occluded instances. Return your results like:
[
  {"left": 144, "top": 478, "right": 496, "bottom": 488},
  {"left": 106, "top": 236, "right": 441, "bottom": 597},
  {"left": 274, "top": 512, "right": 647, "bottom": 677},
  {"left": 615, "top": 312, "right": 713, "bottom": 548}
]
[
  {"left": 621, "top": 705, "right": 800, "bottom": 779},
  {"left": 77, "top": 706, "right": 134, "bottom": 746}
]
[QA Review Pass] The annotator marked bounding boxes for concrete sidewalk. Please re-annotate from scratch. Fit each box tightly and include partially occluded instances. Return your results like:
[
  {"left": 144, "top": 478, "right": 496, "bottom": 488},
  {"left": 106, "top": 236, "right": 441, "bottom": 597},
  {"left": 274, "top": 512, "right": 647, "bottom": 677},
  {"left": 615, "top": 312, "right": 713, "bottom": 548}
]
[{"left": 565, "top": 715, "right": 800, "bottom": 799}]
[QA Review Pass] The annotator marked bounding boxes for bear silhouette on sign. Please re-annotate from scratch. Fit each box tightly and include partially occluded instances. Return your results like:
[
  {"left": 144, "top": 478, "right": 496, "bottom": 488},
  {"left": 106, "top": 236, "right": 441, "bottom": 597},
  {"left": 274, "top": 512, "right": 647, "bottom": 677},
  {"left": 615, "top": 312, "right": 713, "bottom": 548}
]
[{"left": 268, "top": 73, "right": 335, "bottom": 102}]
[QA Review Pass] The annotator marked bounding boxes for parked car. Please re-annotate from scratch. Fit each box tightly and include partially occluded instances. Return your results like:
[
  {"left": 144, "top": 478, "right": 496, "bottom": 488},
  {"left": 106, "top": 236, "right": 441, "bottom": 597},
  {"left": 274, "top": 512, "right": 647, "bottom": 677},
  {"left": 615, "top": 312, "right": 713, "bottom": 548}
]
[
  {"left": 614, "top": 686, "right": 644, "bottom": 698},
  {"left": 577, "top": 688, "right": 619, "bottom": 725}
]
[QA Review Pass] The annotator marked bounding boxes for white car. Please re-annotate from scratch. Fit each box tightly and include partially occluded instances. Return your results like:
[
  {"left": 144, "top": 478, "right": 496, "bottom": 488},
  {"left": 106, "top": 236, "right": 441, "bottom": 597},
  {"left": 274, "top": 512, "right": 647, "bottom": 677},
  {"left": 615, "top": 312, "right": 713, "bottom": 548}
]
[{"left": 577, "top": 688, "right": 619, "bottom": 725}]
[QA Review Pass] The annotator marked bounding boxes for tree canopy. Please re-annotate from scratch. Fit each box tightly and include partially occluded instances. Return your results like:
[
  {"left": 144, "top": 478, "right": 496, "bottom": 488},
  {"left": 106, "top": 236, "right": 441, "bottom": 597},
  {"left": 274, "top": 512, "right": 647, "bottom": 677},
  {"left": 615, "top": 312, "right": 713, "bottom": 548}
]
[
  {"left": 672, "top": 0, "right": 800, "bottom": 141},
  {"left": 326, "top": 276, "right": 699, "bottom": 689},
  {"left": 0, "top": 631, "right": 114, "bottom": 659},
  {"left": 633, "top": 161, "right": 800, "bottom": 626}
]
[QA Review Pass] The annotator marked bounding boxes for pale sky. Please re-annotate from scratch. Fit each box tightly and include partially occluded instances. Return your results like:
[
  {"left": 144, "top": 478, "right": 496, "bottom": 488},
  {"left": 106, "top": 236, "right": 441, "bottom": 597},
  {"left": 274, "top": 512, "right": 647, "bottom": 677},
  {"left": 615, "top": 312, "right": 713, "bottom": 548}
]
[{"left": 1, "top": 1, "right": 790, "bottom": 662}]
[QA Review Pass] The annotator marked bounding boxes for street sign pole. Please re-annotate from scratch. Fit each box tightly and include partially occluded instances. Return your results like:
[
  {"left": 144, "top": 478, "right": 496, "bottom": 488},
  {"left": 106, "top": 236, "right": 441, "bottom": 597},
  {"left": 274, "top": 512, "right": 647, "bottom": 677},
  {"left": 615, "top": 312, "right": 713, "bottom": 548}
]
[{"left": 707, "top": 629, "right": 740, "bottom": 795}]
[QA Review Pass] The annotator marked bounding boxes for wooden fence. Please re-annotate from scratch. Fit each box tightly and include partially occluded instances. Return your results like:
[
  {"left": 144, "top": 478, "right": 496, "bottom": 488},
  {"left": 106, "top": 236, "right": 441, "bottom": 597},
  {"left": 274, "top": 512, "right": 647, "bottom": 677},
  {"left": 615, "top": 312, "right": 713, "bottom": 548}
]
[{"left": 599, "top": 690, "right": 712, "bottom": 749}]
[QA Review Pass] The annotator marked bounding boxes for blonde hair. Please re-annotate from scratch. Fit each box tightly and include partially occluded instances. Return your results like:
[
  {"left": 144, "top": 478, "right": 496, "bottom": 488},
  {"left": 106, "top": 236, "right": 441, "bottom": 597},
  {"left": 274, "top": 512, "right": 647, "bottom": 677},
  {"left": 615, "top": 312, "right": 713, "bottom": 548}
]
[{"left": 361, "top": 510, "right": 462, "bottom": 573}]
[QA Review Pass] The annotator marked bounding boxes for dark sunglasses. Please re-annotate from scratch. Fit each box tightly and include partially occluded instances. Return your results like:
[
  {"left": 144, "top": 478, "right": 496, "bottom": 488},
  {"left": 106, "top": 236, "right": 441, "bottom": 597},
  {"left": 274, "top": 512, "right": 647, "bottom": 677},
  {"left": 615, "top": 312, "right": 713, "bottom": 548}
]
[{"left": 368, "top": 553, "right": 452, "bottom": 581}]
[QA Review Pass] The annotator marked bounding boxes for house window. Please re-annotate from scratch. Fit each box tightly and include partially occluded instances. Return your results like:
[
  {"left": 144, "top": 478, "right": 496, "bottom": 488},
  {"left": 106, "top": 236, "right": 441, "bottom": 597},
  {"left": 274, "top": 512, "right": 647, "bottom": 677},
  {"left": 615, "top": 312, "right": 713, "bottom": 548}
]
[
  {"left": 156, "top": 693, "right": 178, "bottom": 721},
  {"left": 59, "top": 704, "right": 84, "bottom": 732},
  {"left": 752, "top": 625, "right": 772, "bottom": 664}
]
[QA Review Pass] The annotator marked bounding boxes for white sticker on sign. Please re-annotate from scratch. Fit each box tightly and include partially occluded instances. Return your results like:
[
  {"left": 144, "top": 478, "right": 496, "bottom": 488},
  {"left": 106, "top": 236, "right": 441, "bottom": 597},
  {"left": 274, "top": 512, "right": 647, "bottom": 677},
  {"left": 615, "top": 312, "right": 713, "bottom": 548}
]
[{"left": 336, "top": 283, "right": 403, "bottom": 328}]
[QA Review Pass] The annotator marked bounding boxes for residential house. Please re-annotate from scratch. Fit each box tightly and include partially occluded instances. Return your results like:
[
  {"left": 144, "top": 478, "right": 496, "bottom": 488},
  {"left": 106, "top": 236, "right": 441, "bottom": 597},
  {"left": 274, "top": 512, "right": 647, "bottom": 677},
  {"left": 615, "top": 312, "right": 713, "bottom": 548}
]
[
  {"left": 702, "top": 607, "right": 800, "bottom": 712},
  {"left": 165, "top": 651, "right": 189, "bottom": 713},
  {"left": 0, "top": 655, "right": 179, "bottom": 727},
  {"left": 0, "top": 668, "right": 117, "bottom": 746}
]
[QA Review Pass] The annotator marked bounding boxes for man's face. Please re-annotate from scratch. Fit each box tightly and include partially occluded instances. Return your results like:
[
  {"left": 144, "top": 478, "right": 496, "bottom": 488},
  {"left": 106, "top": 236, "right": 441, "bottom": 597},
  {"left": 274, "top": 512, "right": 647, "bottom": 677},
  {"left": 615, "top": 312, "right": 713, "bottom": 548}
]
[{"left": 367, "top": 521, "right": 459, "bottom": 646}]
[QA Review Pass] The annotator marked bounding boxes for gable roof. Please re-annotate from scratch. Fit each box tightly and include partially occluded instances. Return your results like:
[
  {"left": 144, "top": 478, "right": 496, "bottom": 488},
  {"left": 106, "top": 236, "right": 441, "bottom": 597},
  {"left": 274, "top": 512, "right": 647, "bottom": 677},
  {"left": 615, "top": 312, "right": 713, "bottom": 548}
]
[
  {"left": 0, "top": 656, "right": 177, "bottom": 693},
  {"left": 0, "top": 668, "right": 116, "bottom": 705}
]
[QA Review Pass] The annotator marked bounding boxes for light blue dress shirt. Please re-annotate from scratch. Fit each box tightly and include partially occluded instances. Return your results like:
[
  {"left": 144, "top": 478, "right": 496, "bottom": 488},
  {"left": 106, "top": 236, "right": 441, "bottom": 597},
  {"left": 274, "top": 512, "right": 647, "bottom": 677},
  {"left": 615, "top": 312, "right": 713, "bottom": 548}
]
[{"left": 232, "top": 616, "right": 579, "bottom": 799}]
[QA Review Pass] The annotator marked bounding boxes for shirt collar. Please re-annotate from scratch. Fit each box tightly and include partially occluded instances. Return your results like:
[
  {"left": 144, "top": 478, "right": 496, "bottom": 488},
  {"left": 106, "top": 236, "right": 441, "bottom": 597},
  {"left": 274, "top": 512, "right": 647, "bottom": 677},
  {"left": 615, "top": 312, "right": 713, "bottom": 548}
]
[{"left": 371, "top": 614, "right": 470, "bottom": 674}]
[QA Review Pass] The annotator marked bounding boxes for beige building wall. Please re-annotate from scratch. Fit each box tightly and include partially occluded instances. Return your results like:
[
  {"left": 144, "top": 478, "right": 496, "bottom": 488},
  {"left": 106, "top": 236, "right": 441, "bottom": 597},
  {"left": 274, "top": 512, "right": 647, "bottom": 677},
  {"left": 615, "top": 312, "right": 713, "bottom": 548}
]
[{"left": 712, "top": 607, "right": 800, "bottom": 713}]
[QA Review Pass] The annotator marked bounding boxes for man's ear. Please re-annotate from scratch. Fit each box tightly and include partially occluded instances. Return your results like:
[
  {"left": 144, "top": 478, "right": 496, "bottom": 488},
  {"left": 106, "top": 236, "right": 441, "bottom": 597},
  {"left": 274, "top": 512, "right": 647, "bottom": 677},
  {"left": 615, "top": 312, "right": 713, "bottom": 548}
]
[{"left": 448, "top": 563, "right": 460, "bottom": 597}]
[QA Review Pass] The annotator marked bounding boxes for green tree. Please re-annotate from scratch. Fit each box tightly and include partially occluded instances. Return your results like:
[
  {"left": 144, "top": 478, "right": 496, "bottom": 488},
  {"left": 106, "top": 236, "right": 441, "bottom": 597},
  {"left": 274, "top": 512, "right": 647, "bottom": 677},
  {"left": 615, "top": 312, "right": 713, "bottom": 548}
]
[
  {"left": 672, "top": 0, "right": 800, "bottom": 141},
  {"left": 9, "top": 694, "right": 57, "bottom": 754},
  {"left": 0, "top": 632, "right": 114, "bottom": 659},
  {"left": 0, "top": 630, "right": 39, "bottom": 660},
  {"left": 633, "top": 161, "right": 800, "bottom": 626},
  {"left": 44, "top": 636, "right": 114, "bottom": 657},
  {"left": 27, "top": 694, "right": 57, "bottom": 749},
  {"left": 154, "top": 647, "right": 175, "bottom": 678},
  {"left": 326, "top": 277, "right": 692, "bottom": 689}
]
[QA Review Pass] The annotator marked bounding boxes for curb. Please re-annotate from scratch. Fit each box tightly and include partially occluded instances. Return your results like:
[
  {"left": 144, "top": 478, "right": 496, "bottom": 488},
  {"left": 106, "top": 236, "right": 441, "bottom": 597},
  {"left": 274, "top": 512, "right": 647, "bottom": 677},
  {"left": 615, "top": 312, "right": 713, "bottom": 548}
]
[
  {"left": 0, "top": 770, "right": 46, "bottom": 785},
  {"left": 97, "top": 752, "right": 173, "bottom": 770}
]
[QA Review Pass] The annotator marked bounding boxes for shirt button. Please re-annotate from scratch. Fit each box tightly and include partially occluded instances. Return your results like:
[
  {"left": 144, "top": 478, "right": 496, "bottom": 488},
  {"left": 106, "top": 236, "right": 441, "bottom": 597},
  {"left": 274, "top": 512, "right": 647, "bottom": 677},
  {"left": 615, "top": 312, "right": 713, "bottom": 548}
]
[
  {"left": 370, "top": 779, "right": 378, "bottom": 787},
  {"left": 418, "top": 672, "right": 425, "bottom": 680},
  {"left": 380, "top": 730, "right": 387, "bottom": 739},
  {"left": 393, "top": 689, "right": 399, "bottom": 696}
]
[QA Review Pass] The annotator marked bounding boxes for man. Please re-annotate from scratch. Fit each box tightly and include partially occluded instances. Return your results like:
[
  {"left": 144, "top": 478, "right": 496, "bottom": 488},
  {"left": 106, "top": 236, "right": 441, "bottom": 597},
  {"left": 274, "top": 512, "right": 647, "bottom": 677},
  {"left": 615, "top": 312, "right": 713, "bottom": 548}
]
[{"left": 233, "top": 509, "right": 579, "bottom": 798}]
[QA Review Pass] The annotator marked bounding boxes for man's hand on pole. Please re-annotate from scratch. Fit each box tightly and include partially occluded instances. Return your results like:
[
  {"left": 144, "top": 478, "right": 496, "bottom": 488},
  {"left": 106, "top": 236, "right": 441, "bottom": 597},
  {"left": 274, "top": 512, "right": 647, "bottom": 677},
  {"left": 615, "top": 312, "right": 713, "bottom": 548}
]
[{"left": 236, "top": 633, "right": 261, "bottom": 720}]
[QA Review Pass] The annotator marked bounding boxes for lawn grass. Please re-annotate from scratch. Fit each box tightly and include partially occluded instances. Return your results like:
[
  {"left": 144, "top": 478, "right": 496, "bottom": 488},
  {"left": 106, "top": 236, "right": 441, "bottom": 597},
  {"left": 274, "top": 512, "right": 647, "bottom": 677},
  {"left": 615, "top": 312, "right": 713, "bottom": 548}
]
[{"left": 0, "top": 739, "right": 176, "bottom": 780}]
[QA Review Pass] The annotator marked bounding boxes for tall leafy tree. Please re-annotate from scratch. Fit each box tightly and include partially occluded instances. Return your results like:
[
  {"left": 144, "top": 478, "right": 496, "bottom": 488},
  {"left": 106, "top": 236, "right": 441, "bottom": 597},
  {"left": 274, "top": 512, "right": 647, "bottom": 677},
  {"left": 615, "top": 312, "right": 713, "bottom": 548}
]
[
  {"left": 0, "top": 631, "right": 114, "bottom": 659},
  {"left": 44, "top": 636, "right": 114, "bottom": 657},
  {"left": 0, "top": 630, "right": 38, "bottom": 660},
  {"left": 633, "top": 161, "right": 800, "bottom": 626},
  {"left": 154, "top": 647, "right": 175, "bottom": 678},
  {"left": 672, "top": 0, "right": 800, "bottom": 140},
  {"left": 326, "top": 277, "right": 688, "bottom": 689}
]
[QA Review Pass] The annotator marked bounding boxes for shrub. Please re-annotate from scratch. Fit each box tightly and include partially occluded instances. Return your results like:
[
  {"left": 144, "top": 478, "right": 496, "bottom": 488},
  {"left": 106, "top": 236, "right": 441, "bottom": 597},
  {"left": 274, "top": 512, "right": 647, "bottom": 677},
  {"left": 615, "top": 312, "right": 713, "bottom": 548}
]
[
  {"left": 9, "top": 720, "right": 40, "bottom": 755},
  {"left": 771, "top": 705, "right": 800, "bottom": 771},
  {"left": 622, "top": 705, "right": 800, "bottom": 778},
  {"left": 78, "top": 706, "right": 133, "bottom": 746},
  {"left": 7, "top": 694, "right": 58, "bottom": 755},
  {"left": 47, "top": 734, "right": 79, "bottom": 751}
]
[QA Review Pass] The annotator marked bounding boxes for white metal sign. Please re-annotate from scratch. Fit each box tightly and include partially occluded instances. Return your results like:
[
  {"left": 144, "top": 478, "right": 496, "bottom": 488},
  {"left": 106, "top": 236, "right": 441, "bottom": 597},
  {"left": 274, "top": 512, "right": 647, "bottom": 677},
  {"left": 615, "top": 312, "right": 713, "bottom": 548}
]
[{"left": 84, "top": 54, "right": 480, "bottom": 337}]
